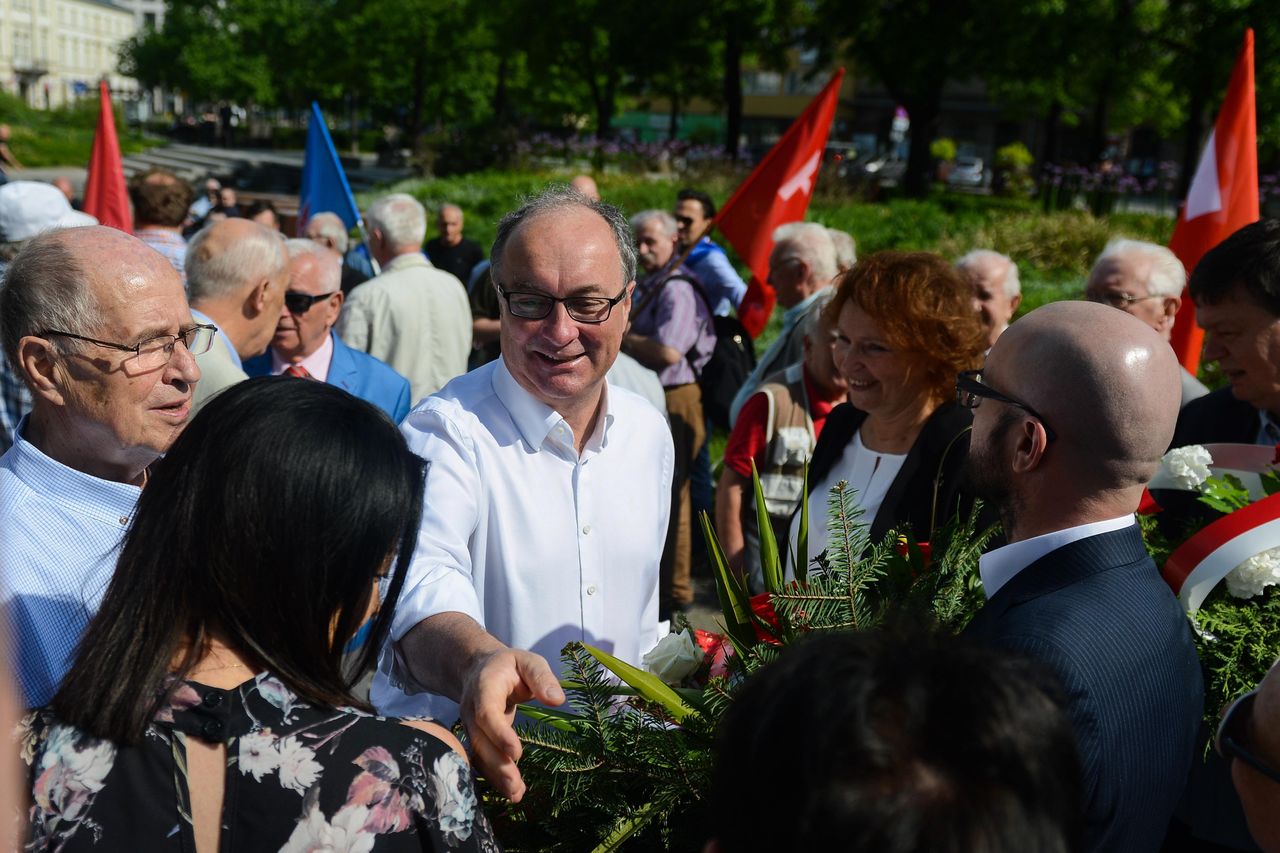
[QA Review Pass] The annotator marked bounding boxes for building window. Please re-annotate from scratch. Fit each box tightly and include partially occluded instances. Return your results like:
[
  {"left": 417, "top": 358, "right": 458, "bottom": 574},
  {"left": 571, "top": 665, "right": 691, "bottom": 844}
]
[{"left": 144, "top": 11, "right": 156, "bottom": 28}]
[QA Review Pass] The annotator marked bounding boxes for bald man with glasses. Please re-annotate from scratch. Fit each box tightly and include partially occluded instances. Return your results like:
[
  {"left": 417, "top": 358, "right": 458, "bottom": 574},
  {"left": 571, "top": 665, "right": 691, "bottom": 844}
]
[
  {"left": 243, "top": 239, "right": 411, "bottom": 421},
  {"left": 370, "top": 187, "right": 673, "bottom": 804}
]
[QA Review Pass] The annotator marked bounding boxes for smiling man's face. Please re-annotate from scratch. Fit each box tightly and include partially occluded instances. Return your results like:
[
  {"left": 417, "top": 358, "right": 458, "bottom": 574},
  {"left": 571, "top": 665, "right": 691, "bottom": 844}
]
[{"left": 495, "top": 206, "right": 630, "bottom": 418}]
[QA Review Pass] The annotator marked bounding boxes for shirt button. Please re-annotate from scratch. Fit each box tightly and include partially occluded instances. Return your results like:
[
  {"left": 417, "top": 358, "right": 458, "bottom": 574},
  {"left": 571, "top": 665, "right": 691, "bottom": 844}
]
[
  {"left": 582, "top": 524, "right": 591, "bottom": 535},
  {"left": 200, "top": 719, "right": 223, "bottom": 740},
  {"left": 202, "top": 690, "right": 223, "bottom": 709},
  {"left": 586, "top": 585, "right": 597, "bottom": 596},
  {"left": 118, "top": 516, "right": 128, "bottom": 525}
]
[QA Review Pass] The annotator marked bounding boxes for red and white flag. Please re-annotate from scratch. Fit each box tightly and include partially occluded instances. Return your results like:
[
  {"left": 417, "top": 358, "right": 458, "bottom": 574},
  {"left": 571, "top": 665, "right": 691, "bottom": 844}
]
[
  {"left": 716, "top": 69, "right": 844, "bottom": 338},
  {"left": 1168, "top": 29, "right": 1258, "bottom": 375},
  {"left": 83, "top": 80, "right": 132, "bottom": 233}
]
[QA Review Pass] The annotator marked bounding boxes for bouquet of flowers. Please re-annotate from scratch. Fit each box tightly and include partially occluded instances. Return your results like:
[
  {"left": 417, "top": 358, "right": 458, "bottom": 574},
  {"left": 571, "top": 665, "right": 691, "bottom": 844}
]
[
  {"left": 484, "top": 468, "right": 996, "bottom": 852},
  {"left": 1145, "top": 443, "right": 1280, "bottom": 727}
]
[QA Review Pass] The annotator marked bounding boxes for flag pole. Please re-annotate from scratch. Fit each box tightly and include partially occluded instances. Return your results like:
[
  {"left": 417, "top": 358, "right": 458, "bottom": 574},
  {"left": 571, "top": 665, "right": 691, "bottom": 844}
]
[{"left": 356, "top": 218, "right": 381, "bottom": 276}]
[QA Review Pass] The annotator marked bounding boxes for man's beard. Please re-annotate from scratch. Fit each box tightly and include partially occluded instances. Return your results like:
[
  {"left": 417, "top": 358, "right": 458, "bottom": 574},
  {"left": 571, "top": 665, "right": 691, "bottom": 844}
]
[{"left": 963, "top": 408, "right": 1020, "bottom": 533}]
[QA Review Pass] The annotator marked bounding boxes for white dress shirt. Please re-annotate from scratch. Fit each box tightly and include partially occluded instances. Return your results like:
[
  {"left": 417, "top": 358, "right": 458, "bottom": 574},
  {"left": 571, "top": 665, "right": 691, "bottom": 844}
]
[
  {"left": 371, "top": 357, "right": 675, "bottom": 720},
  {"left": 978, "top": 514, "right": 1137, "bottom": 599}
]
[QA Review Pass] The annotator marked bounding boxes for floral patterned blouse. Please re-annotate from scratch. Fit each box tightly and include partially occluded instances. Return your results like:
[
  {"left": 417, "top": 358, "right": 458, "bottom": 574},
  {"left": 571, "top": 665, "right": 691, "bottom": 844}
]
[{"left": 18, "top": 671, "right": 500, "bottom": 851}]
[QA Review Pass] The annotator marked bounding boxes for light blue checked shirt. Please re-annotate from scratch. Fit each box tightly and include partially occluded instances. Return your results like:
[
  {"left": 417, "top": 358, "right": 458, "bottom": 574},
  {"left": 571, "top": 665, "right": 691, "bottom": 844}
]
[{"left": 0, "top": 418, "right": 140, "bottom": 707}]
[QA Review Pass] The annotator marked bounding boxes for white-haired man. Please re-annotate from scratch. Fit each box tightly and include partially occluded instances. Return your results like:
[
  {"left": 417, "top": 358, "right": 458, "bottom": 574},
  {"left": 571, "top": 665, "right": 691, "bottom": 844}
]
[
  {"left": 827, "top": 227, "right": 857, "bottom": 273},
  {"left": 1085, "top": 238, "right": 1208, "bottom": 407},
  {"left": 957, "top": 249, "right": 1021, "bottom": 349},
  {"left": 372, "top": 187, "right": 673, "bottom": 804},
  {"left": 243, "top": 239, "right": 412, "bottom": 422},
  {"left": 728, "top": 222, "right": 838, "bottom": 425},
  {"left": 186, "top": 218, "right": 290, "bottom": 411},
  {"left": 0, "top": 227, "right": 207, "bottom": 704},
  {"left": 336, "top": 193, "right": 471, "bottom": 402},
  {"left": 303, "top": 211, "right": 374, "bottom": 293}
]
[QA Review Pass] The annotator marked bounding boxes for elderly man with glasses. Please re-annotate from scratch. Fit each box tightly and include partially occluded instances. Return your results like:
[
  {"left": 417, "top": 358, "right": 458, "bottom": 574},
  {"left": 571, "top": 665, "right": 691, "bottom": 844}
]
[
  {"left": 1084, "top": 238, "right": 1208, "bottom": 408},
  {"left": 0, "top": 226, "right": 207, "bottom": 705},
  {"left": 243, "top": 239, "right": 411, "bottom": 421},
  {"left": 370, "top": 186, "right": 673, "bottom": 804},
  {"left": 960, "top": 301, "right": 1203, "bottom": 853}
]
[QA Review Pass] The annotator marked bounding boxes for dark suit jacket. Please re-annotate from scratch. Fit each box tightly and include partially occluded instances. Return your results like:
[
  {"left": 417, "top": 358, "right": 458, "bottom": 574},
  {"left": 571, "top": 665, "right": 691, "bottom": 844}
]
[
  {"left": 244, "top": 332, "right": 412, "bottom": 422},
  {"left": 1172, "top": 386, "right": 1259, "bottom": 447},
  {"left": 964, "top": 526, "right": 1204, "bottom": 853},
  {"left": 804, "top": 401, "right": 978, "bottom": 544}
]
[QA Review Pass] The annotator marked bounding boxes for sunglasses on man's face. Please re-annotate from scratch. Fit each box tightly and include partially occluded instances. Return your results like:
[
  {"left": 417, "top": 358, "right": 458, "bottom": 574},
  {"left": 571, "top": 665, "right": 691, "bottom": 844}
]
[
  {"left": 284, "top": 291, "right": 337, "bottom": 314},
  {"left": 1217, "top": 689, "right": 1280, "bottom": 785}
]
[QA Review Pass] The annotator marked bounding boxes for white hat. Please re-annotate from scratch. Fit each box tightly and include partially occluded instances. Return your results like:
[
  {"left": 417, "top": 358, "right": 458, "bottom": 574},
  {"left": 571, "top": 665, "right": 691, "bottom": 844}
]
[{"left": 0, "top": 181, "right": 97, "bottom": 242}]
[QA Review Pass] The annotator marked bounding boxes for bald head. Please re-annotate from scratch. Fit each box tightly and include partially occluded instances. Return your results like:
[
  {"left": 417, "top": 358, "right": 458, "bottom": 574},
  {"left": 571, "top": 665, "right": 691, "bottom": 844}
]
[
  {"left": 570, "top": 174, "right": 600, "bottom": 201},
  {"left": 989, "top": 301, "right": 1180, "bottom": 489}
]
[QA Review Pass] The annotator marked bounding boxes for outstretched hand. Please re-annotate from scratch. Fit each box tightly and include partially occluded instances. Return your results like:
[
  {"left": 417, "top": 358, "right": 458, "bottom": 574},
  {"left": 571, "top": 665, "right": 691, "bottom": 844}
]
[{"left": 459, "top": 648, "right": 565, "bottom": 802}]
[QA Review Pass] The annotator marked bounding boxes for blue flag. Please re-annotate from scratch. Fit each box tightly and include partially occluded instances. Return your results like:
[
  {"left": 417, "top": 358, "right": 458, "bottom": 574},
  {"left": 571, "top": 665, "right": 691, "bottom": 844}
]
[{"left": 297, "top": 101, "right": 361, "bottom": 234}]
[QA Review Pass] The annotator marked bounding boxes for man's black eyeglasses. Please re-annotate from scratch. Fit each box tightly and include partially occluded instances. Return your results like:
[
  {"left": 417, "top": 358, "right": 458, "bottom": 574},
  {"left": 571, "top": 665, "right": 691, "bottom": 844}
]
[
  {"left": 42, "top": 324, "right": 216, "bottom": 372},
  {"left": 284, "top": 291, "right": 337, "bottom": 314},
  {"left": 1217, "top": 689, "right": 1280, "bottom": 784},
  {"left": 495, "top": 283, "right": 628, "bottom": 324},
  {"left": 955, "top": 369, "right": 1058, "bottom": 442}
]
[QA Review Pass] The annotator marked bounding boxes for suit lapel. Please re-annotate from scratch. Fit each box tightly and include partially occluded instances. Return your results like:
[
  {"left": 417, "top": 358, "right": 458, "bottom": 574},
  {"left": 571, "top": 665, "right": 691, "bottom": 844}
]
[{"left": 326, "top": 333, "right": 359, "bottom": 393}]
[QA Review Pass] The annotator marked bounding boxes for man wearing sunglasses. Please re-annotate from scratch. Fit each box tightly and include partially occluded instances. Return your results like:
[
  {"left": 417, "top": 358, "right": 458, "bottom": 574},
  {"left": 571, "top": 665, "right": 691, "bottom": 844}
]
[
  {"left": 243, "top": 240, "right": 411, "bottom": 422},
  {"left": 0, "top": 227, "right": 204, "bottom": 705},
  {"left": 961, "top": 301, "right": 1203, "bottom": 852},
  {"left": 371, "top": 186, "right": 673, "bottom": 805},
  {"left": 185, "top": 218, "right": 289, "bottom": 411}
]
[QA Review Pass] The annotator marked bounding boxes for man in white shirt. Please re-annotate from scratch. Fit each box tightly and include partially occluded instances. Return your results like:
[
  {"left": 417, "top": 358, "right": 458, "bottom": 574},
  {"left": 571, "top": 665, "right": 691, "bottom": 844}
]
[
  {"left": 960, "top": 301, "right": 1202, "bottom": 852},
  {"left": 371, "top": 186, "right": 674, "bottom": 802},
  {"left": 336, "top": 193, "right": 471, "bottom": 403}
]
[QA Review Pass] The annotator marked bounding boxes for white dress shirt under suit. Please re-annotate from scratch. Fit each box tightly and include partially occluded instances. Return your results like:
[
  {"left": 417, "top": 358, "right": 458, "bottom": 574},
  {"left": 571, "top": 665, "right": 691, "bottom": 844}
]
[{"left": 372, "top": 357, "right": 675, "bottom": 720}]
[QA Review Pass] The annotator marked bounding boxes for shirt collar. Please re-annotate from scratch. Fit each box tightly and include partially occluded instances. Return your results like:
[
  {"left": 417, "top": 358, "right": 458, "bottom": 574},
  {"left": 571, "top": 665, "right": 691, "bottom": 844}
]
[
  {"left": 782, "top": 288, "right": 829, "bottom": 324},
  {"left": 386, "top": 252, "right": 431, "bottom": 272},
  {"left": 8, "top": 416, "right": 142, "bottom": 524},
  {"left": 1259, "top": 409, "right": 1280, "bottom": 446},
  {"left": 491, "top": 357, "right": 614, "bottom": 456},
  {"left": 979, "top": 514, "right": 1136, "bottom": 599}
]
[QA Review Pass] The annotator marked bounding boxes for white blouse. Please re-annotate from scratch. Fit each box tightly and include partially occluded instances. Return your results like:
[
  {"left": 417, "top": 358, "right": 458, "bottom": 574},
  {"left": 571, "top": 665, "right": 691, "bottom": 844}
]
[{"left": 790, "top": 428, "right": 907, "bottom": 574}]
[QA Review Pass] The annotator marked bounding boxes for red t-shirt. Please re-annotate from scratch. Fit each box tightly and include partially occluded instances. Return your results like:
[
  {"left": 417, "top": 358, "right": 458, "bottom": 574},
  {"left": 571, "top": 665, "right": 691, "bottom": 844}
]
[{"left": 723, "top": 369, "right": 839, "bottom": 479}]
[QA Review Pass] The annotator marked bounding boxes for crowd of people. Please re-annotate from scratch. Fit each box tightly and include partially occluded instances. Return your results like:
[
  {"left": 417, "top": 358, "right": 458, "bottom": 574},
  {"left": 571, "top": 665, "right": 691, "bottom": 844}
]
[{"left": 0, "top": 163, "right": 1279, "bottom": 851}]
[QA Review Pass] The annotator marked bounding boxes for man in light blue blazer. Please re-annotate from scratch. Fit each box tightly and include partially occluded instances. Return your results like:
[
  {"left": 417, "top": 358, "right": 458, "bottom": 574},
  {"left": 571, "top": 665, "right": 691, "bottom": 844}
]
[{"left": 244, "top": 239, "right": 412, "bottom": 422}]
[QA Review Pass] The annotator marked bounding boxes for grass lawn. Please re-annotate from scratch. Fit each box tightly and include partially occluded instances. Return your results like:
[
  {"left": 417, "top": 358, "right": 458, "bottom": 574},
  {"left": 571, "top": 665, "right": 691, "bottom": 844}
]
[{"left": 0, "top": 92, "right": 160, "bottom": 169}]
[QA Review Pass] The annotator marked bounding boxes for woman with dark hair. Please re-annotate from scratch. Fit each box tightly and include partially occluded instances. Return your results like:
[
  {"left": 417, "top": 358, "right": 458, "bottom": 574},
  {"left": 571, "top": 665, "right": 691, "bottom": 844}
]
[
  {"left": 791, "top": 251, "right": 989, "bottom": 568},
  {"left": 18, "top": 377, "right": 498, "bottom": 852}
]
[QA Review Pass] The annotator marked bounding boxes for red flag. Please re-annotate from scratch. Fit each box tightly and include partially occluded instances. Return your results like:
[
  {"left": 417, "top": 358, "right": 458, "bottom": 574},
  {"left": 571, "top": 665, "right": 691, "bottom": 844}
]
[
  {"left": 1168, "top": 30, "right": 1257, "bottom": 374},
  {"left": 716, "top": 69, "right": 844, "bottom": 338},
  {"left": 82, "top": 80, "right": 132, "bottom": 233}
]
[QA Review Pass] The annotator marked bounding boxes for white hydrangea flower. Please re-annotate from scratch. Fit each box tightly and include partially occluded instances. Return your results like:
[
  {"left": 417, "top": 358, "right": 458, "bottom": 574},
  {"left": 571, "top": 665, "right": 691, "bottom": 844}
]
[
  {"left": 1225, "top": 548, "right": 1280, "bottom": 599},
  {"left": 641, "top": 629, "right": 704, "bottom": 685},
  {"left": 1162, "top": 445, "right": 1214, "bottom": 491}
]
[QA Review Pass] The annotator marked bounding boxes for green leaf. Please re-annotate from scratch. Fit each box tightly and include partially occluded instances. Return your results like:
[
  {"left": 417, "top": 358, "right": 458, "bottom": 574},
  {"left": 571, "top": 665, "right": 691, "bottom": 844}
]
[
  {"left": 1262, "top": 470, "right": 1280, "bottom": 497},
  {"left": 1198, "top": 473, "right": 1252, "bottom": 514},
  {"left": 590, "top": 800, "right": 663, "bottom": 852},
  {"left": 699, "top": 510, "right": 755, "bottom": 649},
  {"left": 516, "top": 703, "right": 584, "bottom": 733},
  {"left": 795, "top": 462, "right": 809, "bottom": 583},
  {"left": 582, "top": 644, "right": 696, "bottom": 723},
  {"left": 751, "top": 460, "right": 783, "bottom": 594}
]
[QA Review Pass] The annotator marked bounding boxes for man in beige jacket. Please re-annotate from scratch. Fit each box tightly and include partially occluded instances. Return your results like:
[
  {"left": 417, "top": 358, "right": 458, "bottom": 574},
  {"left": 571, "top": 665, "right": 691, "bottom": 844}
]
[{"left": 336, "top": 194, "right": 471, "bottom": 403}]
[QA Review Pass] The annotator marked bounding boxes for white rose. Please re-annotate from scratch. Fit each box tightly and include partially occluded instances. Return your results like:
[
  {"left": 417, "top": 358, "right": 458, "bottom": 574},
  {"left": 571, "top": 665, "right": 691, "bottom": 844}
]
[
  {"left": 641, "top": 629, "right": 704, "bottom": 685},
  {"left": 1162, "top": 445, "right": 1214, "bottom": 491},
  {"left": 1225, "top": 548, "right": 1280, "bottom": 599}
]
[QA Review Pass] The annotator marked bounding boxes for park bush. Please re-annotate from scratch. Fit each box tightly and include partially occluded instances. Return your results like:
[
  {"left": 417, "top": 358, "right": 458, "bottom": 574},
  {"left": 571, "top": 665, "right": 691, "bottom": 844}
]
[{"left": 0, "top": 91, "right": 158, "bottom": 168}]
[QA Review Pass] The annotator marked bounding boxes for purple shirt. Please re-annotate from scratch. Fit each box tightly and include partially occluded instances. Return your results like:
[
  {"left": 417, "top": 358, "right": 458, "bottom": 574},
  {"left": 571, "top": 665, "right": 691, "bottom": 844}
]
[{"left": 631, "top": 263, "right": 716, "bottom": 388}]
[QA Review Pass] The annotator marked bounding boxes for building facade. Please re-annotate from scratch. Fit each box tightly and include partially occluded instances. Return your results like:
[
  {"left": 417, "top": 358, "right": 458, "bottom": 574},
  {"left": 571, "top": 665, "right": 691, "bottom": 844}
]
[{"left": 0, "top": 0, "right": 136, "bottom": 109}]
